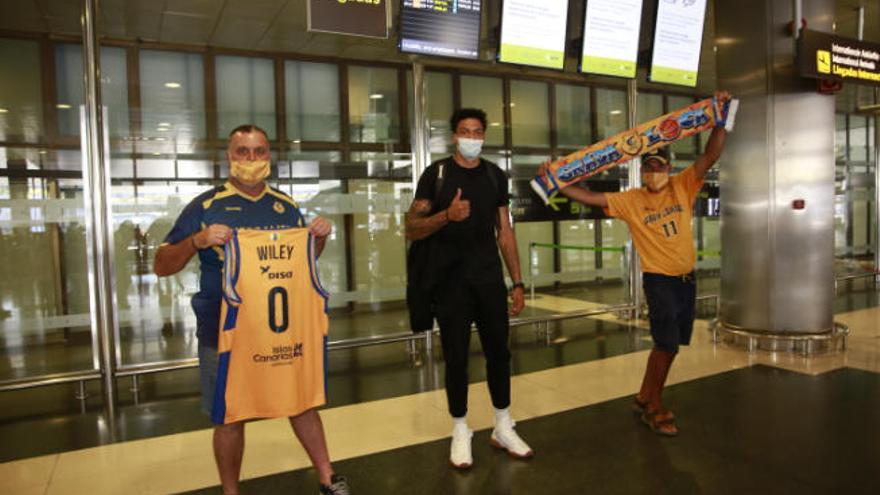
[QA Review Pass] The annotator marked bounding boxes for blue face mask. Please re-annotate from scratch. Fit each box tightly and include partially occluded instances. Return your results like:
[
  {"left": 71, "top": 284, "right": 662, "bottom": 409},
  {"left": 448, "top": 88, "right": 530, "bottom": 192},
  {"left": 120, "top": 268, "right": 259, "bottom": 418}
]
[{"left": 457, "top": 138, "right": 483, "bottom": 160}]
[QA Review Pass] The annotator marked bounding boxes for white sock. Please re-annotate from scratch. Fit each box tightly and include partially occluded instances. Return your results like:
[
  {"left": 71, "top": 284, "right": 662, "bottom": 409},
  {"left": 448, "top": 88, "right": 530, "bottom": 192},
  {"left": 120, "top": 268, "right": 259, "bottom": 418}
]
[
  {"left": 494, "top": 407, "right": 512, "bottom": 427},
  {"left": 452, "top": 416, "right": 469, "bottom": 432}
]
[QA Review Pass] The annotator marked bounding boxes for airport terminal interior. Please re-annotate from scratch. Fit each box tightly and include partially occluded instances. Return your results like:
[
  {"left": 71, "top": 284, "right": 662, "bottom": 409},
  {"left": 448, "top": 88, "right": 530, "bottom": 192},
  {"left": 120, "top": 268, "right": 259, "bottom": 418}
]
[{"left": 0, "top": 0, "right": 878, "bottom": 493}]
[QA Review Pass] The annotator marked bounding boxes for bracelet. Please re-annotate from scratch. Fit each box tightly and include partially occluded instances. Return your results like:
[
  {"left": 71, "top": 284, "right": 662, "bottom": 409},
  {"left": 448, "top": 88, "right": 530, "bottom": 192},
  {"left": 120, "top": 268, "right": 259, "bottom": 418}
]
[
  {"left": 511, "top": 281, "right": 525, "bottom": 291},
  {"left": 190, "top": 235, "right": 199, "bottom": 250}
]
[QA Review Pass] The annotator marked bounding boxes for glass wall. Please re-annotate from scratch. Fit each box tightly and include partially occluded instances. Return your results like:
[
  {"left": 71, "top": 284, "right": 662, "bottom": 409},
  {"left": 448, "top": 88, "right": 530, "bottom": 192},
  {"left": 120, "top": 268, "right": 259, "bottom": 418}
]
[
  {"left": 461, "top": 75, "right": 504, "bottom": 146},
  {"left": 0, "top": 36, "right": 95, "bottom": 382},
  {"left": 0, "top": 28, "right": 735, "bottom": 388},
  {"left": 139, "top": 50, "right": 206, "bottom": 147},
  {"left": 216, "top": 55, "right": 276, "bottom": 139},
  {"left": 285, "top": 61, "right": 340, "bottom": 143},
  {"left": 834, "top": 108, "right": 877, "bottom": 264},
  {"left": 348, "top": 65, "right": 399, "bottom": 144}
]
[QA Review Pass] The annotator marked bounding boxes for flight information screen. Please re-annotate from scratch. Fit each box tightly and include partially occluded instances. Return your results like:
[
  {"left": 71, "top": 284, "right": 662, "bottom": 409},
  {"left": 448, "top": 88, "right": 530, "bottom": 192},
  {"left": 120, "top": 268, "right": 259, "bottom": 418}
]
[
  {"left": 580, "top": 0, "right": 643, "bottom": 78},
  {"left": 498, "top": 0, "right": 568, "bottom": 70},
  {"left": 649, "top": 0, "right": 707, "bottom": 87},
  {"left": 399, "top": 0, "right": 482, "bottom": 60}
]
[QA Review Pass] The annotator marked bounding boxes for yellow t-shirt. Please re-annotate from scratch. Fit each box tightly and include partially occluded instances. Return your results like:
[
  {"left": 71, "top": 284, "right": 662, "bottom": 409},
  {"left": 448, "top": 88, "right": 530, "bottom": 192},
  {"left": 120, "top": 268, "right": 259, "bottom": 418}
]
[{"left": 604, "top": 166, "right": 703, "bottom": 276}]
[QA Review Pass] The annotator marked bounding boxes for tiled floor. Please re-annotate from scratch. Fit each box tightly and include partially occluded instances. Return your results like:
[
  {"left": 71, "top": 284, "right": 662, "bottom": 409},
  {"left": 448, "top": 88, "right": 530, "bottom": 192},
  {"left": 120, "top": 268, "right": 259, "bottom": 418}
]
[{"left": 0, "top": 279, "right": 878, "bottom": 494}]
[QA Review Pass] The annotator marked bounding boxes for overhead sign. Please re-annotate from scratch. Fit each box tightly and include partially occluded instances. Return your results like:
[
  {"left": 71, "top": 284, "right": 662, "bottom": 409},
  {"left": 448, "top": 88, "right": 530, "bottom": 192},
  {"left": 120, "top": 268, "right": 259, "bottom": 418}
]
[
  {"left": 798, "top": 29, "right": 880, "bottom": 86},
  {"left": 649, "top": 0, "right": 708, "bottom": 87},
  {"left": 308, "top": 0, "right": 389, "bottom": 39},
  {"left": 581, "top": 0, "right": 644, "bottom": 78},
  {"left": 400, "top": 0, "right": 482, "bottom": 60},
  {"left": 498, "top": 0, "right": 568, "bottom": 70}
]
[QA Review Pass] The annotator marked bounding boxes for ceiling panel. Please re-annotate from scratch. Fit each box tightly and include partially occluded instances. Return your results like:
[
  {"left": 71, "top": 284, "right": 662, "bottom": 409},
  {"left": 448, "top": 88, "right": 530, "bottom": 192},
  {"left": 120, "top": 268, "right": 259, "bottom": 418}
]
[
  {"left": 165, "top": 0, "right": 226, "bottom": 18},
  {"left": 46, "top": 15, "right": 80, "bottom": 36},
  {"left": 221, "top": 0, "right": 289, "bottom": 21},
  {"left": 160, "top": 12, "right": 216, "bottom": 46},
  {"left": 269, "top": 0, "right": 306, "bottom": 30},
  {"left": 44, "top": 0, "right": 78, "bottom": 18},
  {"left": 0, "top": 0, "right": 47, "bottom": 33},
  {"left": 210, "top": 18, "right": 271, "bottom": 49}
]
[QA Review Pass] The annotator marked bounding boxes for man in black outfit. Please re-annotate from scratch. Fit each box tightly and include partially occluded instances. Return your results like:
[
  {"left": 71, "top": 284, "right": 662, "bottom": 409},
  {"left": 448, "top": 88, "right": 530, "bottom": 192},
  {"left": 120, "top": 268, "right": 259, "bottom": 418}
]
[{"left": 405, "top": 108, "right": 533, "bottom": 469}]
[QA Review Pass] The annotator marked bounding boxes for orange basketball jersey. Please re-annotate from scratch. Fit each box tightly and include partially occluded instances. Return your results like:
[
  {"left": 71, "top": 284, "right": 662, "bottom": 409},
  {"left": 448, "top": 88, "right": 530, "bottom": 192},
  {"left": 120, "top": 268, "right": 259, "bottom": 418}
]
[{"left": 212, "top": 228, "right": 329, "bottom": 425}]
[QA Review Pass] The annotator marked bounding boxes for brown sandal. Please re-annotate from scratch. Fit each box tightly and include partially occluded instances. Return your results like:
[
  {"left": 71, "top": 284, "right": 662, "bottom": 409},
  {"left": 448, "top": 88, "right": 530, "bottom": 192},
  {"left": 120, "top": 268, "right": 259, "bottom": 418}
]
[
  {"left": 641, "top": 409, "right": 678, "bottom": 436},
  {"left": 631, "top": 397, "right": 649, "bottom": 417},
  {"left": 632, "top": 397, "right": 675, "bottom": 421}
]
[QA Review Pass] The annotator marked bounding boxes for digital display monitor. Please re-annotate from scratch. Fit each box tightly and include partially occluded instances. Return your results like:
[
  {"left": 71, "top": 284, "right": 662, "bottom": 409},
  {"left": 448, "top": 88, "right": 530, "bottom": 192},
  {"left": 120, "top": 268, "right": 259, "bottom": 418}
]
[
  {"left": 498, "top": 0, "right": 569, "bottom": 70},
  {"left": 580, "top": 0, "right": 644, "bottom": 78},
  {"left": 399, "top": 0, "right": 482, "bottom": 60},
  {"left": 649, "top": 0, "right": 708, "bottom": 87}
]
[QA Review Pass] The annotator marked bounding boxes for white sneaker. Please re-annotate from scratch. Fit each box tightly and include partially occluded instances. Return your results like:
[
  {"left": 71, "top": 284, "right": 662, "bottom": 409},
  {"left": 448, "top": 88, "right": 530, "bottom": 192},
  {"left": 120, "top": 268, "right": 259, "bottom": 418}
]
[
  {"left": 490, "top": 419, "right": 534, "bottom": 459},
  {"left": 449, "top": 424, "right": 473, "bottom": 469}
]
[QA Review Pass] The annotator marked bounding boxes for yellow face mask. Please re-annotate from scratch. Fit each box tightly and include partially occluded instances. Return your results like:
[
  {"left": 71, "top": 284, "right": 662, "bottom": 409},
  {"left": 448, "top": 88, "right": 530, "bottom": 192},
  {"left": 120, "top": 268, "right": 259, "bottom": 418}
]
[
  {"left": 230, "top": 160, "right": 270, "bottom": 186},
  {"left": 643, "top": 172, "right": 670, "bottom": 191}
]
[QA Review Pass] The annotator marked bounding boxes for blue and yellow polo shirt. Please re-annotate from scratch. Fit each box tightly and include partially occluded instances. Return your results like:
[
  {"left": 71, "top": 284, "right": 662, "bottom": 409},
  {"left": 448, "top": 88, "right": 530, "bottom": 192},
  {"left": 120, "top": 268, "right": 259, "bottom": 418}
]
[{"left": 163, "top": 181, "right": 305, "bottom": 347}]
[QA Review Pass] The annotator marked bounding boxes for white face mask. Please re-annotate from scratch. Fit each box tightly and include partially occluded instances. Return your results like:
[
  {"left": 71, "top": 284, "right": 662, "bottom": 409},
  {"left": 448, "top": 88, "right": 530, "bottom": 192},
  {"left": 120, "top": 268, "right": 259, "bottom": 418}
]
[
  {"left": 457, "top": 138, "right": 483, "bottom": 160},
  {"left": 643, "top": 172, "right": 670, "bottom": 191}
]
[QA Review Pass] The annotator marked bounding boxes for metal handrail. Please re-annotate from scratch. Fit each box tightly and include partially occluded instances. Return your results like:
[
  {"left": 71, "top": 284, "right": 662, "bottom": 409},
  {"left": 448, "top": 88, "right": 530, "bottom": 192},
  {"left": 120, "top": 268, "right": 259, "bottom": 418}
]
[
  {"left": 0, "top": 299, "right": 654, "bottom": 392},
  {"left": 835, "top": 272, "right": 878, "bottom": 282},
  {"left": 0, "top": 286, "right": 862, "bottom": 394},
  {"left": 0, "top": 370, "right": 102, "bottom": 392}
]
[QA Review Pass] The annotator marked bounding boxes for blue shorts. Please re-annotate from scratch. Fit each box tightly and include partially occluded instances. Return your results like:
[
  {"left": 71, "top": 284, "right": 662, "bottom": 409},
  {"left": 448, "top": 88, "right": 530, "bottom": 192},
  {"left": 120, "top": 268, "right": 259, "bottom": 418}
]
[
  {"left": 198, "top": 344, "right": 218, "bottom": 417},
  {"left": 643, "top": 272, "right": 696, "bottom": 354}
]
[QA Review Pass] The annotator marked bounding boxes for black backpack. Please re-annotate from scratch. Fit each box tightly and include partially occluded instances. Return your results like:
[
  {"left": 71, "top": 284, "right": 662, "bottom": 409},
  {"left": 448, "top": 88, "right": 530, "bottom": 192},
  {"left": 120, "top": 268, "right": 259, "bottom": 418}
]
[{"left": 406, "top": 158, "right": 499, "bottom": 332}]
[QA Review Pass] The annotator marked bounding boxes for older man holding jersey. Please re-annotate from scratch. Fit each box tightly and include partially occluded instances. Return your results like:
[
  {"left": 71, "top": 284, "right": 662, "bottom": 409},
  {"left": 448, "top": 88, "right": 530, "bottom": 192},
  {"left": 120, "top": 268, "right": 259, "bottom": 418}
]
[{"left": 154, "top": 125, "right": 349, "bottom": 495}]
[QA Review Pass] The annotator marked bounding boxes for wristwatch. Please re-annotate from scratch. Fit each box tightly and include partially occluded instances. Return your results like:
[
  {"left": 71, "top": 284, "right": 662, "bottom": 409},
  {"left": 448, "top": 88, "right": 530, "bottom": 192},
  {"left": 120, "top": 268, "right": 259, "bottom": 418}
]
[{"left": 510, "top": 281, "right": 525, "bottom": 291}]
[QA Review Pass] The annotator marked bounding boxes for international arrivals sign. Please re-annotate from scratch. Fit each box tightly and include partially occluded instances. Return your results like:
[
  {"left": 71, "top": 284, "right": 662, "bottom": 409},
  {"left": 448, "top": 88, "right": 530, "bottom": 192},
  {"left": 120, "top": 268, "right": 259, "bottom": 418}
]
[{"left": 798, "top": 29, "right": 880, "bottom": 86}]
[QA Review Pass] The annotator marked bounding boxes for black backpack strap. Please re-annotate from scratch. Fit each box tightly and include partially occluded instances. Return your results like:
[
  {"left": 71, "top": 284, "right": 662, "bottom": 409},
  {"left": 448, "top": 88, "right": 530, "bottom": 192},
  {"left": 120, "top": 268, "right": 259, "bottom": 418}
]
[{"left": 434, "top": 160, "right": 445, "bottom": 200}]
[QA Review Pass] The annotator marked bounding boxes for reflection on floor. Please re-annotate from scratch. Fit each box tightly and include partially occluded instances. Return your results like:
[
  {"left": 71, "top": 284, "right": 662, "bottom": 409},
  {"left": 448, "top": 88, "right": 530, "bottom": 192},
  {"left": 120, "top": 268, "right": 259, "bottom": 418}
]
[
  {"left": 0, "top": 280, "right": 880, "bottom": 494},
  {"left": 1, "top": 302, "right": 879, "bottom": 494},
  {"left": 185, "top": 366, "right": 880, "bottom": 495}
]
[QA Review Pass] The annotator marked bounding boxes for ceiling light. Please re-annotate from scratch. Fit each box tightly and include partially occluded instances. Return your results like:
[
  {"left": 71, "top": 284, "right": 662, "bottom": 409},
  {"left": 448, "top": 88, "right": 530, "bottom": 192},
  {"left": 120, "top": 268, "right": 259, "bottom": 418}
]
[
  {"left": 157, "top": 127, "right": 169, "bottom": 132},
  {"left": 56, "top": 103, "right": 72, "bottom": 110},
  {"left": 39, "top": 150, "right": 47, "bottom": 154},
  {"left": 369, "top": 94, "right": 384, "bottom": 99},
  {"left": 489, "top": 122, "right": 501, "bottom": 127},
  {"left": 610, "top": 110, "right": 623, "bottom": 115},
  {"left": 0, "top": 108, "right": 8, "bottom": 113},
  {"left": 164, "top": 82, "right": 181, "bottom": 89},
  {"left": 154, "top": 137, "right": 167, "bottom": 141},
  {"left": 158, "top": 122, "right": 172, "bottom": 127},
  {"left": 153, "top": 152, "right": 161, "bottom": 156}
]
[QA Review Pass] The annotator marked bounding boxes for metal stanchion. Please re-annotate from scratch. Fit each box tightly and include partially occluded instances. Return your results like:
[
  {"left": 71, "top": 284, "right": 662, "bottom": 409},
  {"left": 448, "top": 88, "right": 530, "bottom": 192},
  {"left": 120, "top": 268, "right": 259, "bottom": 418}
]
[{"left": 529, "top": 242, "right": 536, "bottom": 302}]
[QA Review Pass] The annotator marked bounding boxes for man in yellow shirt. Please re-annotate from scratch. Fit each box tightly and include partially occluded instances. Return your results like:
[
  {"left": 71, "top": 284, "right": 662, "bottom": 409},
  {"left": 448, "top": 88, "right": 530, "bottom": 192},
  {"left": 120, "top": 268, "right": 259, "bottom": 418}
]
[{"left": 539, "top": 91, "right": 730, "bottom": 436}]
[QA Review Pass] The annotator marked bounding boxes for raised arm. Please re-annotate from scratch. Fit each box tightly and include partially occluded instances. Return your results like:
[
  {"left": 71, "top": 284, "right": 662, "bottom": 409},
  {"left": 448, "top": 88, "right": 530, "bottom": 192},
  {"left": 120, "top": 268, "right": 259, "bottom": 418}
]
[
  {"left": 693, "top": 90, "right": 731, "bottom": 180},
  {"left": 538, "top": 161, "right": 608, "bottom": 208}
]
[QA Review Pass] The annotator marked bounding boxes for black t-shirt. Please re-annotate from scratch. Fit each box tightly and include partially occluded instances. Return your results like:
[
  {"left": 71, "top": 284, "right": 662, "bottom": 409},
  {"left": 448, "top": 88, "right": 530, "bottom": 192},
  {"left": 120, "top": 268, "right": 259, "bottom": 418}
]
[{"left": 414, "top": 157, "right": 510, "bottom": 284}]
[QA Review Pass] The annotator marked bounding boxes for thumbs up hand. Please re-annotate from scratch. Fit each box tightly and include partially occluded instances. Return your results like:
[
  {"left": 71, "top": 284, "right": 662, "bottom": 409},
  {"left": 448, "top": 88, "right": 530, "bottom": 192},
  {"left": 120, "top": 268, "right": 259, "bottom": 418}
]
[{"left": 446, "top": 188, "right": 471, "bottom": 222}]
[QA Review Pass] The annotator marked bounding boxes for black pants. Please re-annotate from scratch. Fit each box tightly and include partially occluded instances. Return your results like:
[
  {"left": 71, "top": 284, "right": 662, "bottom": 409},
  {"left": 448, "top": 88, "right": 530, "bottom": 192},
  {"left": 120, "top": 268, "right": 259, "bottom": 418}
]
[{"left": 436, "top": 279, "right": 511, "bottom": 418}]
